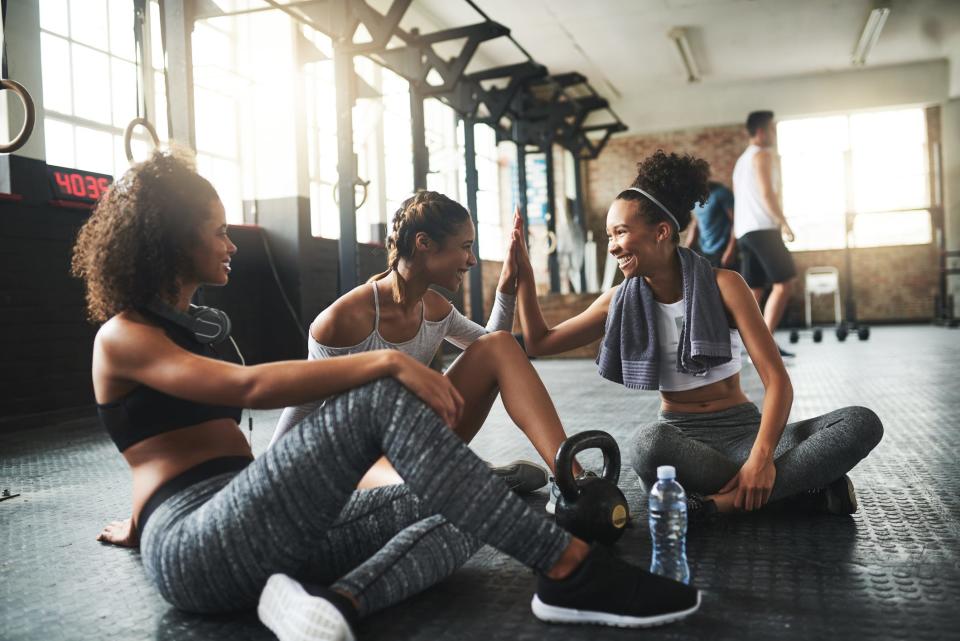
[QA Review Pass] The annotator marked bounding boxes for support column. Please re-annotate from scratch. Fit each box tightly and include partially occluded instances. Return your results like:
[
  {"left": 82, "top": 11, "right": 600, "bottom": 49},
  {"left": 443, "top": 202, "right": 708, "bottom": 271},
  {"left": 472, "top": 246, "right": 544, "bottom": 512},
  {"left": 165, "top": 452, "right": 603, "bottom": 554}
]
[
  {"left": 333, "top": 44, "right": 358, "bottom": 294},
  {"left": 161, "top": 0, "right": 196, "bottom": 149},
  {"left": 544, "top": 143, "right": 560, "bottom": 293},
  {"left": 462, "top": 117, "right": 483, "bottom": 324},
  {"left": 573, "top": 154, "right": 588, "bottom": 293},
  {"left": 943, "top": 97, "right": 960, "bottom": 319},
  {"left": 410, "top": 85, "right": 428, "bottom": 191}
]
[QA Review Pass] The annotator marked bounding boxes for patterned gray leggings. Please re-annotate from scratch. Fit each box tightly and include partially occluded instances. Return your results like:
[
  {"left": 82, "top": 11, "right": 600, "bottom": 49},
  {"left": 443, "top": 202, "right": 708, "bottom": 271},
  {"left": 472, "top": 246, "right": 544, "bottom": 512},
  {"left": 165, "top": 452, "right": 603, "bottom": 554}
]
[
  {"left": 139, "top": 378, "right": 570, "bottom": 615},
  {"left": 630, "top": 403, "right": 883, "bottom": 500}
]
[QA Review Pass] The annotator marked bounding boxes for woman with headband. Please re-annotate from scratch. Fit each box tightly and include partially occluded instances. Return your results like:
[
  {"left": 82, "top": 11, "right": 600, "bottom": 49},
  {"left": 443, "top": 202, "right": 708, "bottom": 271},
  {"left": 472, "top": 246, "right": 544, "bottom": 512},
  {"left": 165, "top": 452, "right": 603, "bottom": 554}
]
[{"left": 513, "top": 150, "right": 883, "bottom": 522}]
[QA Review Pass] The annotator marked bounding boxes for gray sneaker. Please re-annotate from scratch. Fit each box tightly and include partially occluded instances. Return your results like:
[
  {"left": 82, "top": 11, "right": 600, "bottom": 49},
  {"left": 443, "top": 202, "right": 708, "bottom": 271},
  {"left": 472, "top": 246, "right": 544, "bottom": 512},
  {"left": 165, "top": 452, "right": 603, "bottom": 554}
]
[{"left": 490, "top": 460, "right": 549, "bottom": 494}]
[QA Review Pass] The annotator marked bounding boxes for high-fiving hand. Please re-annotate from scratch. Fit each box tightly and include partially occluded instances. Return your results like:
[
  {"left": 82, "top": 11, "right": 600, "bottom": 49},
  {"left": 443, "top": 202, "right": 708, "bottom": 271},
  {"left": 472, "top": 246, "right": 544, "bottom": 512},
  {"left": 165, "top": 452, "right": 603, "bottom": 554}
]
[{"left": 497, "top": 208, "right": 527, "bottom": 293}]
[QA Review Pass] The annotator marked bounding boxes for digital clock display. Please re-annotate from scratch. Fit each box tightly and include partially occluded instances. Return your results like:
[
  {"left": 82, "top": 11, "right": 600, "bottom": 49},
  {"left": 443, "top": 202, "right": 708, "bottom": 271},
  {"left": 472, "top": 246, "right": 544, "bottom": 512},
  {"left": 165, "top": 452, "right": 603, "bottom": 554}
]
[{"left": 46, "top": 165, "right": 113, "bottom": 203}]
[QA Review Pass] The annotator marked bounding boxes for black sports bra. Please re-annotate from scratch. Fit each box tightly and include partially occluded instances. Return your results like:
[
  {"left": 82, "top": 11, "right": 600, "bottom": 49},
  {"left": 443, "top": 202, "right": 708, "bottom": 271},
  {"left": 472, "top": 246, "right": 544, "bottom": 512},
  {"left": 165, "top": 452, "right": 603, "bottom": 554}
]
[{"left": 97, "top": 310, "right": 243, "bottom": 452}]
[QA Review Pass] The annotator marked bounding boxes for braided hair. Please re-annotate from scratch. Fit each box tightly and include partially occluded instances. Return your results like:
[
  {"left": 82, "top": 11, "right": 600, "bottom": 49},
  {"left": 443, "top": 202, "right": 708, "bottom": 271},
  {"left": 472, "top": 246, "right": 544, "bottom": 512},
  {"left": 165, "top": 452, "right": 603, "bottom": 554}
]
[{"left": 369, "top": 190, "right": 471, "bottom": 304}]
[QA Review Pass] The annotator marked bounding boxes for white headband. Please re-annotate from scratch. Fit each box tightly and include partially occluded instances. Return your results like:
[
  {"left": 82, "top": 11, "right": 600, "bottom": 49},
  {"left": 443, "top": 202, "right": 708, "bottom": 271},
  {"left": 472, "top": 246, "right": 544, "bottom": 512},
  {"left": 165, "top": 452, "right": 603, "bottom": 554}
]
[{"left": 622, "top": 187, "right": 679, "bottom": 231}]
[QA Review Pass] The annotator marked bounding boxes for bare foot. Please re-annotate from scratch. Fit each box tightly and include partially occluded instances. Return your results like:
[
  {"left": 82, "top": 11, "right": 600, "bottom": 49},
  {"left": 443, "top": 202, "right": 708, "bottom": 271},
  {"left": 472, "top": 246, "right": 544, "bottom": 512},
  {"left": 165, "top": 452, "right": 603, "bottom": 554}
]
[{"left": 97, "top": 517, "right": 139, "bottom": 548}]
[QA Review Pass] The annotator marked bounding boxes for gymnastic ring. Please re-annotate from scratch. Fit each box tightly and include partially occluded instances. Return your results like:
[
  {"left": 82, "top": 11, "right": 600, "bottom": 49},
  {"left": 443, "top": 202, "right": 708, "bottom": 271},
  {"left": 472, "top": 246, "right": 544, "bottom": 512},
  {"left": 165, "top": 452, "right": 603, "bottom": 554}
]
[
  {"left": 0, "top": 80, "right": 36, "bottom": 154},
  {"left": 123, "top": 117, "right": 160, "bottom": 162},
  {"left": 332, "top": 178, "right": 370, "bottom": 210},
  {"left": 545, "top": 230, "right": 558, "bottom": 254}
]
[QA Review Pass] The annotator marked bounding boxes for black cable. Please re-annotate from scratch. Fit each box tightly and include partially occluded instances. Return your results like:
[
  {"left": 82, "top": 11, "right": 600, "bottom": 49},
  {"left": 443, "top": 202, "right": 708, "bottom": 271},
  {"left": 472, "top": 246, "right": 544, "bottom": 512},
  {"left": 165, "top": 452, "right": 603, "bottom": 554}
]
[{"left": 258, "top": 228, "right": 308, "bottom": 341}]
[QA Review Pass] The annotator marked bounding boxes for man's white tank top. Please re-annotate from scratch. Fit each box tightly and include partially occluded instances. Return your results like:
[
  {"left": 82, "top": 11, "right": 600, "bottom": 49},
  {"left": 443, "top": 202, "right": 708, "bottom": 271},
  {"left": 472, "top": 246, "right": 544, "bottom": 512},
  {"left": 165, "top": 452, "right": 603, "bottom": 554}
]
[{"left": 732, "top": 144, "right": 778, "bottom": 238}]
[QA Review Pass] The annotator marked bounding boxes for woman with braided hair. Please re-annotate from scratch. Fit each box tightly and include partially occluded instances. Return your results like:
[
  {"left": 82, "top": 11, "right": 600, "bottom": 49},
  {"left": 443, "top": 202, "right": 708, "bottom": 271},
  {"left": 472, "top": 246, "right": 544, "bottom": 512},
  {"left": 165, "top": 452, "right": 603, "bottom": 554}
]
[{"left": 272, "top": 190, "right": 582, "bottom": 490}]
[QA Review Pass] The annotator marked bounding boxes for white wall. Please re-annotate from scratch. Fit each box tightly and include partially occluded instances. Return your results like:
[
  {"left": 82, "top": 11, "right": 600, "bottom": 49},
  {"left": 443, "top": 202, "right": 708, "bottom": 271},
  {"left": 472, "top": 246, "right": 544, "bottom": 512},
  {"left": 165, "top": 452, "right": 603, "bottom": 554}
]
[{"left": 619, "top": 59, "right": 949, "bottom": 135}]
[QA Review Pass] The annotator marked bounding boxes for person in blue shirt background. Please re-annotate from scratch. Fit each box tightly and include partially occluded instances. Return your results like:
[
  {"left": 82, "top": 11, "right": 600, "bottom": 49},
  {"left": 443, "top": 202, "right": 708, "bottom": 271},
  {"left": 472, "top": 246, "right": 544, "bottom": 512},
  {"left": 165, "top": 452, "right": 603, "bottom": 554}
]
[{"left": 686, "top": 181, "right": 738, "bottom": 270}]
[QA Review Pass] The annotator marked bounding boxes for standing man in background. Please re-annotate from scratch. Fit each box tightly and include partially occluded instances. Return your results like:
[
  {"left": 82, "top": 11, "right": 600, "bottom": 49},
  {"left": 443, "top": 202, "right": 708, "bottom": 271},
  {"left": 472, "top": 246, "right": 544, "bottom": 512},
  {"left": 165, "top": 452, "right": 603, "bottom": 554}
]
[
  {"left": 733, "top": 110, "right": 797, "bottom": 358},
  {"left": 686, "top": 180, "right": 738, "bottom": 270}
]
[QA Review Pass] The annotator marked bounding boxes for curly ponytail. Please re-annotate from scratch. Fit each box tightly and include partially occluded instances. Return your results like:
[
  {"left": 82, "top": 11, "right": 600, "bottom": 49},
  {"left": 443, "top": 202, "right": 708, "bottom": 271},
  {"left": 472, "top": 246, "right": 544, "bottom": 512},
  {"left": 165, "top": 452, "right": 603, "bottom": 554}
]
[{"left": 615, "top": 149, "right": 710, "bottom": 244}]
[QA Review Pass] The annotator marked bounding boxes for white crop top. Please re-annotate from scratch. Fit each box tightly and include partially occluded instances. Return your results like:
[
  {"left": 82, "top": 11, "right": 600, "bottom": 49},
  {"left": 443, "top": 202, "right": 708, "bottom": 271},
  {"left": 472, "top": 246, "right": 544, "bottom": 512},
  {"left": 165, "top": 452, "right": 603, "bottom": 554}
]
[
  {"left": 269, "top": 284, "right": 516, "bottom": 447},
  {"left": 655, "top": 299, "right": 742, "bottom": 392}
]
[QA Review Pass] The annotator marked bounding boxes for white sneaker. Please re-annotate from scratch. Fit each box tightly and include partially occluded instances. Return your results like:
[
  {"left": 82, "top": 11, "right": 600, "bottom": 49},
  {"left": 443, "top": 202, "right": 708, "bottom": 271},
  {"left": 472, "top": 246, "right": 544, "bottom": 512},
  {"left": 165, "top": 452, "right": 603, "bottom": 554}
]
[
  {"left": 545, "top": 471, "right": 598, "bottom": 515},
  {"left": 258, "top": 574, "right": 356, "bottom": 641}
]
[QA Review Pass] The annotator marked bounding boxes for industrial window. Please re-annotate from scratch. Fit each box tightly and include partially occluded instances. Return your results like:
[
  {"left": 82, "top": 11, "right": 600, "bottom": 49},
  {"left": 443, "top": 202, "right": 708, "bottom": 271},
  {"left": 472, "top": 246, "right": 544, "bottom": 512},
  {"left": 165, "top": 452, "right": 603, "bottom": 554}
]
[
  {"left": 476, "top": 126, "right": 505, "bottom": 261},
  {"left": 777, "top": 108, "right": 931, "bottom": 251},
  {"left": 39, "top": 0, "right": 140, "bottom": 177},
  {"left": 190, "top": 8, "right": 244, "bottom": 223},
  {"left": 306, "top": 44, "right": 412, "bottom": 242},
  {"left": 457, "top": 121, "right": 505, "bottom": 261}
]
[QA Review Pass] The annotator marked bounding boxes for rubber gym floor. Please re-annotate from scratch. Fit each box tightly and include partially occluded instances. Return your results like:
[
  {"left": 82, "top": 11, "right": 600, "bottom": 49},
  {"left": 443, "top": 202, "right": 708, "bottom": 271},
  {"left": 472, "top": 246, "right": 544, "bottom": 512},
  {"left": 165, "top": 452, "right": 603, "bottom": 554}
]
[{"left": 1, "top": 325, "right": 958, "bottom": 641}]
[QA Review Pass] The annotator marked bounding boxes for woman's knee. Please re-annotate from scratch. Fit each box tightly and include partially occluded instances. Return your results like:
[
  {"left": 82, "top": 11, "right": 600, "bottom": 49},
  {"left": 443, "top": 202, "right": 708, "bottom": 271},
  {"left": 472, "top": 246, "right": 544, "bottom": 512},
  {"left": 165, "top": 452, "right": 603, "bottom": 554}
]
[
  {"left": 629, "top": 423, "right": 677, "bottom": 484},
  {"left": 846, "top": 406, "right": 884, "bottom": 452},
  {"left": 468, "top": 330, "right": 521, "bottom": 356}
]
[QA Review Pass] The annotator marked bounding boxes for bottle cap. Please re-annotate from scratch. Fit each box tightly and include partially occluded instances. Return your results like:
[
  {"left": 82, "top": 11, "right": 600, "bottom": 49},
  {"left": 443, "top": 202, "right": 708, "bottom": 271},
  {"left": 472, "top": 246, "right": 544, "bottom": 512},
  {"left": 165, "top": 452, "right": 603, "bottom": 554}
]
[{"left": 656, "top": 465, "right": 676, "bottom": 480}]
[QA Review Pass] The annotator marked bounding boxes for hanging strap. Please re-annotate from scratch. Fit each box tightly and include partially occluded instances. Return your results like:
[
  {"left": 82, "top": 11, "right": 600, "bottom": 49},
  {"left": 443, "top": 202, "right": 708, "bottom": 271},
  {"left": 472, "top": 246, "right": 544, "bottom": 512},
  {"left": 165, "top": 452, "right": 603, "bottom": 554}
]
[
  {"left": 133, "top": 0, "right": 148, "bottom": 120},
  {"left": 2, "top": 0, "right": 9, "bottom": 81}
]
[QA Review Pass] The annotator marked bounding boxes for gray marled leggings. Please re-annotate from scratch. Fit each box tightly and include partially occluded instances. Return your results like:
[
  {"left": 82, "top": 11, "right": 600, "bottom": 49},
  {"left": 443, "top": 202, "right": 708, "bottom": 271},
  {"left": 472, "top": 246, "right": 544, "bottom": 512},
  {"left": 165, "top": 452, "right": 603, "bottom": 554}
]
[
  {"left": 630, "top": 403, "right": 883, "bottom": 500},
  {"left": 139, "top": 378, "right": 570, "bottom": 615}
]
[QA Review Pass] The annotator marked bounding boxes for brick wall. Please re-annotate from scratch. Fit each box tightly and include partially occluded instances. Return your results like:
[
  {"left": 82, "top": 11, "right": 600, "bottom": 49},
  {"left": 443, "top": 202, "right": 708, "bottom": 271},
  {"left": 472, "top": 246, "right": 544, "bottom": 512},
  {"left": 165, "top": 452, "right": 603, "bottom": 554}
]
[{"left": 579, "top": 120, "right": 939, "bottom": 325}]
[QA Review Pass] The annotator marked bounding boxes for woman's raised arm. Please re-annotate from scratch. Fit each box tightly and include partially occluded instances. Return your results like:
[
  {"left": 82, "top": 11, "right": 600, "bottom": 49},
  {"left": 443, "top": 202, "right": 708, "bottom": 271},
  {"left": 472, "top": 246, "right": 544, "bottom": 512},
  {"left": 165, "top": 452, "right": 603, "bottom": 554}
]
[{"left": 512, "top": 229, "right": 612, "bottom": 356}]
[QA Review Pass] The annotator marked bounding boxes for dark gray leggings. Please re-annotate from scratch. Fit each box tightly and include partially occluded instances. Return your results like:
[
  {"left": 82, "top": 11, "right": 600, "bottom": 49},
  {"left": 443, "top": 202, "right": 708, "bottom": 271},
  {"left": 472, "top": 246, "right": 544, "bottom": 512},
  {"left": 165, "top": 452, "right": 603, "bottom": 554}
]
[
  {"left": 139, "top": 378, "right": 570, "bottom": 615},
  {"left": 630, "top": 403, "right": 883, "bottom": 500}
]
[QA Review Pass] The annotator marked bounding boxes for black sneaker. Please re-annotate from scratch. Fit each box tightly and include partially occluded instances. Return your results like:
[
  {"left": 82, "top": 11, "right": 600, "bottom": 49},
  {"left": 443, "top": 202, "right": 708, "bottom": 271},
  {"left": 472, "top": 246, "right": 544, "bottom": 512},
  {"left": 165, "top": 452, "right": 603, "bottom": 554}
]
[
  {"left": 686, "top": 492, "right": 719, "bottom": 526},
  {"left": 533, "top": 546, "right": 701, "bottom": 627},
  {"left": 823, "top": 474, "right": 858, "bottom": 514},
  {"left": 490, "top": 460, "right": 549, "bottom": 494},
  {"left": 785, "top": 474, "right": 858, "bottom": 515},
  {"left": 777, "top": 344, "right": 796, "bottom": 358}
]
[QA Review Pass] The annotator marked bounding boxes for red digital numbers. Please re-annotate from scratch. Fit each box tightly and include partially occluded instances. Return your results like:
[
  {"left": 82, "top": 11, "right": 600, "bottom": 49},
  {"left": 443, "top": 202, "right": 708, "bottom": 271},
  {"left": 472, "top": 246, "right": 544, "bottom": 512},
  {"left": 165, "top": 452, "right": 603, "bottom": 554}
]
[
  {"left": 52, "top": 170, "right": 112, "bottom": 201},
  {"left": 53, "top": 171, "right": 72, "bottom": 195}
]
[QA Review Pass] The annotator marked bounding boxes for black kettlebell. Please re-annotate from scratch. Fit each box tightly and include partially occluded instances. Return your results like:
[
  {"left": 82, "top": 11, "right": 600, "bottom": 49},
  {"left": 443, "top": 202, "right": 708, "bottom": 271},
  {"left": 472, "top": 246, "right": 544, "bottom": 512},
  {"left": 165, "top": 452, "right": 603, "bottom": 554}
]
[{"left": 553, "top": 430, "right": 630, "bottom": 545}]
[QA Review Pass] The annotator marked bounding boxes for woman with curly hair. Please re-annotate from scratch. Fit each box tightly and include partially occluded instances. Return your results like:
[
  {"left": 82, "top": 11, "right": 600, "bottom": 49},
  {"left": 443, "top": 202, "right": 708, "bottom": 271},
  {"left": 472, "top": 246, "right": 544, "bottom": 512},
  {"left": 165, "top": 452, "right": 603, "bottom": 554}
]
[
  {"left": 75, "top": 149, "right": 700, "bottom": 640},
  {"left": 272, "top": 191, "right": 582, "bottom": 492},
  {"left": 512, "top": 150, "right": 883, "bottom": 522}
]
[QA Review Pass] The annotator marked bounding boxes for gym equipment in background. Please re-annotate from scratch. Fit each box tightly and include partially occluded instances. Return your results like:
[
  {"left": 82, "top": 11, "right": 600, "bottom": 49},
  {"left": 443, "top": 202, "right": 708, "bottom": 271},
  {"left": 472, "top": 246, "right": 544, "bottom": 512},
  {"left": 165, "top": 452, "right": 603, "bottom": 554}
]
[
  {"left": 553, "top": 430, "right": 630, "bottom": 545},
  {"left": 0, "top": 0, "right": 36, "bottom": 154},
  {"left": 789, "top": 265, "right": 870, "bottom": 344}
]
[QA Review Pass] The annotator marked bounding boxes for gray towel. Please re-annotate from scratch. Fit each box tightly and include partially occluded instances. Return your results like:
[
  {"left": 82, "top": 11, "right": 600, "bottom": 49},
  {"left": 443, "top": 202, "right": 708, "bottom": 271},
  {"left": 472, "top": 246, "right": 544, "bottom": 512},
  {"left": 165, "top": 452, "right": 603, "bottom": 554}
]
[{"left": 596, "top": 246, "right": 731, "bottom": 390}]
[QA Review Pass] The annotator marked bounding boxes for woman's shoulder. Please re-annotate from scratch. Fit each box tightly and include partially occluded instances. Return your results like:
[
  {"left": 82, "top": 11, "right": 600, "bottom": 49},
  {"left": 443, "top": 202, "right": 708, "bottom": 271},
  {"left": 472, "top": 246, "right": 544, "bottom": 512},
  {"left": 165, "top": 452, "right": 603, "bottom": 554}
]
[
  {"left": 713, "top": 268, "right": 749, "bottom": 295},
  {"left": 423, "top": 289, "right": 453, "bottom": 322},
  {"left": 94, "top": 310, "right": 173, "bottom": 368},
  {"left": 310, "top": 284, "right": 377, "bottom": 346}
]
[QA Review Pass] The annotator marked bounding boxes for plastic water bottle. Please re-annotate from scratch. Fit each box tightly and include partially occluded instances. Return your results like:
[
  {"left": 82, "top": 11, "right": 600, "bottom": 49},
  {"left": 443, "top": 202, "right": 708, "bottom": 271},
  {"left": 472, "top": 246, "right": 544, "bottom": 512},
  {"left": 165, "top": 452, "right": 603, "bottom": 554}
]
[{"left": 648, "top": 465, "right": 690, "bottom": 584}]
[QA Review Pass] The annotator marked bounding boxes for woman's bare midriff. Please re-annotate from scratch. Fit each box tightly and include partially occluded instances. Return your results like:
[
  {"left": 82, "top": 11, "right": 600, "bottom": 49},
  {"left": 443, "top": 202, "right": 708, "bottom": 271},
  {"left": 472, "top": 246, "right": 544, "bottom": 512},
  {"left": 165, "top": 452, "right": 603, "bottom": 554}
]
[
  {"left": 122, "top": 419, "right": 253, "bottom": 528},
  {"left": 659, "top": 373, "right": 750, "bottom": 414}
]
